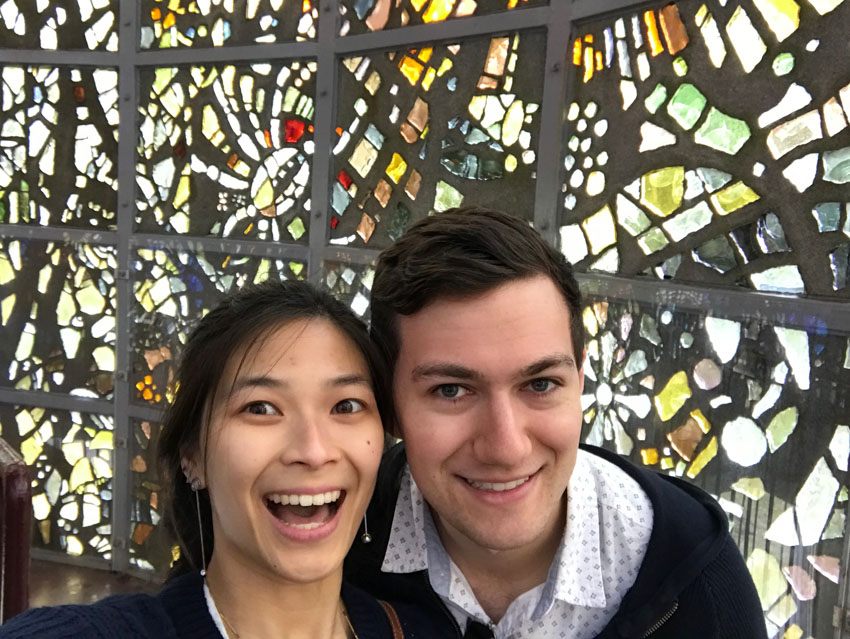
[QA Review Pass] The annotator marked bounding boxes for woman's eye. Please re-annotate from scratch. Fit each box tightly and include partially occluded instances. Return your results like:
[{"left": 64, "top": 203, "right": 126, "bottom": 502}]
[
  {"left": 244, "top": 401, "right": 279, "bottom": 416},
  {"left": 332, "top": 399, "right": 365, "bottom": 414},
  {"left": 528, "top": 378, "right": 556, "bottom": 393},
  {"left": 435, "top": 384, "right": 468, "bottom": 400}
]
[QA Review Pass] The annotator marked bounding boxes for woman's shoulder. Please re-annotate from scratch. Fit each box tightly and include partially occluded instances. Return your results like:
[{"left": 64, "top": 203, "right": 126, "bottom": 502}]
[{"left": 0, "top": 592, "right": 174, "bottom": 639}]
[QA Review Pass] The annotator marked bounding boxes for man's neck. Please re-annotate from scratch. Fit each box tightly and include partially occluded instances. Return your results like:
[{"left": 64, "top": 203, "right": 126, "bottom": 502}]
[{"left": 434, "top": 501, "right": 567, "bottom": 623}]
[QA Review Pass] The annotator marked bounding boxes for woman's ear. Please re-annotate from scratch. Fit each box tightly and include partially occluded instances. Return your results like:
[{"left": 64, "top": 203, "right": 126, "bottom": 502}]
[{"left": 180, "top": 453, "right": 206, "bottom": 491}]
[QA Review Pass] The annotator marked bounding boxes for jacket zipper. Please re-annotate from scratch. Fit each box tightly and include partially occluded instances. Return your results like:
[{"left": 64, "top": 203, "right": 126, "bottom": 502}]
[
  {"left": 420, "top": 571, "right": 465, "bottom": 638},
  {"left": 641, "top": 601, "right": 679, "bottom": 637}
]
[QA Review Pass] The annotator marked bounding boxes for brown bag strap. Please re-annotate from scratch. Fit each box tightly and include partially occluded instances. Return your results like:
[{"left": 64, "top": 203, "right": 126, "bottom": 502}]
[{"left": 378, "top": 600, "right": 405, "bottom": 639}]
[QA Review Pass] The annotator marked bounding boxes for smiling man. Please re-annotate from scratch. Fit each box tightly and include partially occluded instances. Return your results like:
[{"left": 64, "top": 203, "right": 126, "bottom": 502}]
[{"left": 345, "top": 207, "right": 766, "bottom": 639}]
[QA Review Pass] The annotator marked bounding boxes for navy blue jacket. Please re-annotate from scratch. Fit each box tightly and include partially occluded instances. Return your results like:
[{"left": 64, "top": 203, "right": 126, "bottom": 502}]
[
  {"left": 0, "top": 571, "right": 447, "bottom": 638},
  {"left": 344, "top": 443, "right": 768, "bottom": 639}
]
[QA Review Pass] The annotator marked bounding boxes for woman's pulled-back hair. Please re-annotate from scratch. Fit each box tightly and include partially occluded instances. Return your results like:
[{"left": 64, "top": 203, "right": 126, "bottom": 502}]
[{"left": 157, "top": 279, "right": 387, "bottom": 577}]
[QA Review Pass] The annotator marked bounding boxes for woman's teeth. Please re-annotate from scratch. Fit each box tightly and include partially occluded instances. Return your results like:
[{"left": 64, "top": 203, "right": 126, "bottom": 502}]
[
  {"left": 467, "top": 476, "right": 530, "bottom": 492},
  {"left": 266, "top": 490, "right": 342, "bottom": 507}
]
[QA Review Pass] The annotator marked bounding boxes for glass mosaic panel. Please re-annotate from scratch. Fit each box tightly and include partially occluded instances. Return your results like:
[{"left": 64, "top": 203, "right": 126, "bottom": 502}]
[
  {"left": 139, "top": 0, "right": 315, "bottom": 49},
  {"left": 321, "top": 259, "right": 376, "bottom": 318},
  {"left": 131, "top": 248, "right": 305, "bottom": 410},
  {"left": 338, "top": 0, "right": 547, "bottom": 36},
  {"left": 0, "top": 238, "right": 117, "bottom": 398},
  {"left": 0, "top": 66, "right": 119, "bottom": 229},
  {"left": 331, "top": 30, "right": 544, "bottom": 249},
  {"left": 0, "top": 0, "right": 118, "bottom": 51},
  {"left": 0, "top": 405, "right": 113, "bottom": 562},
  {"left": 579, "top": 294, "right": 849, "bottom": 637},
  {"left": 129, "top": 417, "right": 173, "bottom": 575},
  {"left": 136, "top": 62, "right": 315, "bottom": 241},
  {"left": 560, "top": 0, "right": 850, "bottom": 299}
]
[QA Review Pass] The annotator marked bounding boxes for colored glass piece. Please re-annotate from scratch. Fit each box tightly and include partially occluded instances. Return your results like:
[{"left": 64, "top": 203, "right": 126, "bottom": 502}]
[
  {"left": 654, "top": 371, "right": 691, "bottom": 421},
  {"left": 667, "top": 416, "right": 705, "bottom": 461},
  {"left": 636, "top": 227, "right": 669, "bottom": 255},
  {"left": 644, "top": 83, "right": 668, "bottom": 114},
  {"left": 766, "top": 109, "right": 823, "bottom": 159},
  {"left": 772, "top": 52, "right": 795, "bottom": 75},
  {"left": 694, "top": 108, "right": 751, "bottom": 154},
  {"left": 823, "top": 146, "right": 850, "bottom": 183},
  {"left": 385, "top": 152, "right": 407, "bottom": 183},
  {"left": 666, "top": 84, "right": 707, "bottom": 131},
  {"left": 686, "top": 436, "right": 717, "bottom": 478},
  {"left": 752, "top": 0, "right": 801, "bottom": 42},
  {"left": 662, "top": 201, "right": 713, "bottom": 241},
  {"left": 643, "top": 10, "right": 664, "bottom": 57},
  {"left": 731, "top": 477, "right": 766, "bottom": 500},
  {"left": 659, "top": 4, "right": 688, "bottom": 55},
  {"left": 710, "top": 181, "right": 760, "bottom": 216},
  {"left": 640, "top": 166, "right": 684, "bottom": 218},
  {"left": 582, "top": 205, "right": 617, "bottom": 255}
]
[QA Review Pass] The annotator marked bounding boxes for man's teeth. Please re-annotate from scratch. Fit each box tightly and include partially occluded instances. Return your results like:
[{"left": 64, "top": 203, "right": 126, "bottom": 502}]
[
  {"left": 267, "top": 490, "right": 342, "bottom": 506},
  {"left": 467, "top": 477, "right": 530, "bottom": 492}
]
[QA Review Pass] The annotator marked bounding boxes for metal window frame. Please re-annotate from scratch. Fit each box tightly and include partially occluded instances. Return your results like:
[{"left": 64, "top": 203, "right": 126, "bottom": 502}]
[{"left": 0, "top": 0, "right": 847, "bottom": 581}]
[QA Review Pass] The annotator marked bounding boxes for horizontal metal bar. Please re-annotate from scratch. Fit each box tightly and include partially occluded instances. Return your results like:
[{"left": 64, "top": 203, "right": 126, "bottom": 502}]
[
  {"left": 129, "top": 233, "right": 311, "bottom": 261},
  {"left": 0, "top": 224, "right": 117, "bottom": 245},
  {"left": 0, "top": 49, "right": 116, "bottom": 67},
  {"left": 572, "top": 0, "right": 662, "bottom": 21},
  {"left": 127, "top": 403, "right": 166, "bottom": 423},
  {"left": 0, "top": 388, "right": 113, "bottom": 414},
  {"left": 31, "top": 548, "right": 112, "bottom": 572},
  {"left": 335, "top": 5, "right": 551, "bottom": 54},
  {"left": 322, "top": 245, "right": 380, "bottom": 267},
  {"left": 136, "top": 41, "right": 319, "bottom": 67},
  {"left": 578, "top": 273, "right": 850, "bottom": 335}
]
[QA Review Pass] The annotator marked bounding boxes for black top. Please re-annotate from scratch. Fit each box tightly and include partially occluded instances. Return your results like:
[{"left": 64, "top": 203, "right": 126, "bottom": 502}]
[{"left": 344, "top": 443, "right": 769, "bottom": 639}]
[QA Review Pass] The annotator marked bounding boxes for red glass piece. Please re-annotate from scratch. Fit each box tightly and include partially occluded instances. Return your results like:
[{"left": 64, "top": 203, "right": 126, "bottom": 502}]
[
  {"left": 284, "top": 119, "right": 306, "bottom": 144},
  {"left": 338, "top": 170, "right": 352, "bottom": 189},
  {"left": 330, "top": 216, "right": 340, "bottom": 229}
]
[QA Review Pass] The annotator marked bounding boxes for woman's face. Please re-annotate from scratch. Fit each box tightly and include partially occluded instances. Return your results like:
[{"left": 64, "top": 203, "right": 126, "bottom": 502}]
[{"left": 196, "top": 318, "right": 383, "bottom": 585}]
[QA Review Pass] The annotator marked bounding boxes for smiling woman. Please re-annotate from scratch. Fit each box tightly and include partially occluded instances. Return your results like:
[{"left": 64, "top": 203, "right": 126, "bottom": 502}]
[{"left": 0, "top": 280, "right": 451, "bottom": 639}]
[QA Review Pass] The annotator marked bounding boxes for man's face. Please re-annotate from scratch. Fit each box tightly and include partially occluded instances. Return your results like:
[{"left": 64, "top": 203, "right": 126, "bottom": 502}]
[{"left": 393, "top": 275, "right": 585, "bottom": 557}]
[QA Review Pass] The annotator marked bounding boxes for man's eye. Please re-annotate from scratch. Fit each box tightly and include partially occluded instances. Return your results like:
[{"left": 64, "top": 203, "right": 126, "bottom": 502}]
[
  {"left": 435, "top": 384, "right": 468, "bottom": 400},
  {"left": 528, "top": 378, "right": 556, "bottom": 393},
  {"left": 244, "top": 401, "right": 279, "bottom": 416},
  {"left": 332, "top": 399, "right": 366, "bottom": 414}
]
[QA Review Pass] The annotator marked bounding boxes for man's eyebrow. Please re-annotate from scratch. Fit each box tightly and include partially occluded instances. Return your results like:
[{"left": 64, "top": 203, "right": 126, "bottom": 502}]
[
  {"left": 520, "top": 355, "right": 577, "bottom": 378},
  {"left": 410, "top": 362, "right": 482, "bottom": 382}
]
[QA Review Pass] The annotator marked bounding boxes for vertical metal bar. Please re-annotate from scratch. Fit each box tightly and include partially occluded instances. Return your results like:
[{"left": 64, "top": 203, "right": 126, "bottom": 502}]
[
  {"left": 307, "top": 0, "right": 338, "bottom": 283},
  {"left": 835, "top": 504, "right": 850, "bottom": 639},
  {"left": 532, "top": 0, "right": 573, "bottom": 247},
  {"left": 110, "top": 0, "right": 140, "bottom": 572}
]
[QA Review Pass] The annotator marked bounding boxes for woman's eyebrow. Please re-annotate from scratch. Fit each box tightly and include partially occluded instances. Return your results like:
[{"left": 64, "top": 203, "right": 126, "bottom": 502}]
[
  {"left": 327, "top": 374, "right": 372, "bottom": 389},
  {"left": 229, "top": 375, "right": 285, "bottom": 396}
]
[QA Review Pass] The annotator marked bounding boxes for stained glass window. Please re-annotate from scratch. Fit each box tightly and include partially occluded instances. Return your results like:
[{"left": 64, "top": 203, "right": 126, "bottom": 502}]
[
  {"left": 0, "top": 405, "right": 114, "bottom": 561},
  {"left": 338, "top": 0, "right": 547, "bottom": 36},
  {"left": 139, "top": 0, "right": 315, "bottom": 48},
  {"left": 0, "top": 66, "right": 119, "bottom": 229},
  {"left": 137, "top": 63, "right": 315, "bottom": 241},
  {"left": 332, "top": 31, "right": 544, "bottom": 248},
  {"left": 322, "top": 259, "right": 376, "bottom": 317},
  {"left": 0, "top": 239, "right": 117, "bottom": 398},
  {"left": 560, "top": 0, "right": 850, "bottom": 298},
  {"left": 0, "top": 1, "right": 118, "bottom": 51}
]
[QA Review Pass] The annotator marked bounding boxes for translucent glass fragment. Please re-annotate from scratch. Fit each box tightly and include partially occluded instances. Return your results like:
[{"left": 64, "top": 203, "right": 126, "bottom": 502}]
[
  {"left": 765, "top": 506, "right": 800, "bottom": 545},
  {"left": 654, "top": 371, "right": 691, "bottom": 421},
  {"left": 666, "top": 84, "right": 706, "bottom": 130},
  {"left": 829, "top": 425, "right": 850, "bottom": 471},
  {"left": 747, "top": 549, "right": 786, "bottom": 610},
  {"left": 710, "top": 181, "right": 759, "bottom": 216},
  {"left": 782, "top": 153, "right": 819, "bottom": 192},
  {"left": 796, "top": 457, "right": 839, "bottom": 545},
  {"left": 662, "top": 201, "right": 713, "bottom": 241},
  {"left": 732, "top": 477, "right": 766, "bottom": 500},
  {"left": 693, "top": 358, "right": 722, "bottom": 389},
  {"left": 644, "top": 84, "right": 667, "bottom": 114},
  {"left": 726, "top": 7, "right": 767, "bottom": 73},
  {"left": 783, "top": 565, "right": 817, "bottom": 601},
  {"left": 805, "top": 0, "right": 844, "bottom": 14},
  {"left": 697, "top": 167, "right": 732, "bottom": 192},
  {"left": 659, "top": 4, "right": 688, "bottom": 54},
  {"left": 765, "top": 406, "right": 798, "bottom": 451},
  {"left": 581, "top": 205, "right": 617, "bottom": 254},
  {"left": 705, "top": 317, "right": 741, "bottom": 363},
  {"left": 721, "top": 417, "right": 767, "bottom": 467},
  {"left": 758, "top": 83, "right": 812, "bottom": 128},
  {"left": 698, "top": 12, "right": 727, "bottom": 68},
  {"left": 636, "top": 227, "right": 669, "bottom": 254},
  {"left": 639, "top": 122, "right": 676, "bottom": 152},
  {"left": 750, "top": 265, "right": 805, "bottom": 293},
  {"left": 767, "top": 594, "right": 798, "bottom": 627},
  {"left": 822, "top": 146, "right": 850, "bottom": 183},
  {"left": 823, "top": 97, "right": 849, "bottom": 136},
  {"left": 766, "top": 109, "right": 823, "bottom": 159},
  {"left": 694, "top": 108, "right": 751, "bottom": 154},
  {"left": 752, "top": 0, "right": 801, "bottom": 42},
  {"left": 640, "top": 166, "right": 684, "bottom": 217},
  {"left": 774, "top": 327, "right": 810, "bottom": 390},
  {"left": 686, "top": 436, "right": 717, "bottom": 478},
  {"left": 772, "top": 52, "right": 795, "bottom": 75},
  {"left": 667, "top": 416, "right": 705, "bottom": 460},
  {"left": 559, "top": 224, "right": 589, "bottom": 264}
]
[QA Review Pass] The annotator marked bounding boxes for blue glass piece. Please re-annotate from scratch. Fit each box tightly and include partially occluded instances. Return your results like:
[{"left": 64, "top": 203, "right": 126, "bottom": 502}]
[
  {"left": 459, "top": 120, "right": 470, "bottom": 135},
  {"left": 831, "top": 245, "right": 849, "bottom": 290},
  {"left": 448, "top": 117, "right": 461, "bottom": 130},
  {"left": 223, "top": 21, "right": 231, "bottom": 39},
  {"left": 331, "top": 182, "right": 351, "bottom": 215},
  {"left": 419, "top": 141, "right": 427, "bottom": 159},
  {"left": 187, "top": 27, "right": 195, "bottom": 38},
  {"left": 604, "top": 28, "right": 615, "bottom": 67},
  {"left": 447, "top": 77, "right": 457, "bottom": 91},
  {"left": 33, "top": 86, "right": 43, "bottom": 102},
  {"left": 354, "top": 0, "right": 376, "bottom": 20},
  {"left": 489, "top": 141, "right": 504, "bottom": 152},
  {"left": 465, "top": 128, "right": 490, "bottom": 145},
  {"left": 364, "top": 124, "right": 385, "bottom": 150},
  {"left": 812, "top": 202, "right": 841, "bottom": 232}
]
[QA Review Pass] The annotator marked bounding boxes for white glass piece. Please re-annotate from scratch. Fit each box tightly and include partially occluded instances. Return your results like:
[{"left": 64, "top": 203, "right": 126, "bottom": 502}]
[
  {"left": 684, "top": 170, "right": 704, "bottom": 199},
  {"left": 765, "top": 507, "right": 800, "bottom": 546},
  {"left": 823, "top": 97, "right": 848, "bottom": 136},
  {"left": 752, "top": 162, "right": 765, "bottom": 176},
  {"left": 705, "top": 316, "right": 740, "bottom": 363},
  {"left": 620, "top": 80, "right": 637, "bottom": 110},
  {"left": 662, "top": 201, "right": 713, "bottom": 241},
  {"left": 796, "top": 457, "right": 839, "bottom": 546},
  {"left": 757, "top": 83, "right": 812, "bottom": 128},
  {"left": 750, "top": 265, "right": 805, "bottom": 293},
  {"left": 559, "top": 224, "right": 589, "bottom": 264},
  {"left": 806, "top": 38, "right": 819, "bottom": 51},
  {"left": 710, "top": 395, "right": 733, "bottom": 408},
  {"left": 614, "top": 393, "right": 652, "bottom": 418},
  {"left": 699, "top": 13, "right": 727, "bottom": 68},
  {"left": 781, "top": 152, "right": 819, "bottom": 192},
  {"left": 774, "top": 326, "right": 810, "bottom": 390},
  {"left": 767, "top": 109, "right": 823, "bottom": 159},
  {"left": 589, "top": 248, "right": 619, "bottom": 273},
  {"left": 637, "top": 52, "right": 650, "bottom": 81},
  {"left": 639, "top": 122, "right": 676, "bottom": 152},
  {"left": 751, "top": 383, "right": 782, "bottom": 419},
  {"left": 721, "top": 417, "right": 767, "bottom": 467},
  {"left": 725, "top": 7, "right": 767, "bottom": 73},
  {"left": 829, "top": 425, "right": 850, "bottom": 471}
]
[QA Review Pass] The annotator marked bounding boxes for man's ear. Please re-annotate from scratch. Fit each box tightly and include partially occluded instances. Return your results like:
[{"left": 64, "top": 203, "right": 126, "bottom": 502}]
[{"left": 578, "top": 348, "right": 587, "bottom": 394}]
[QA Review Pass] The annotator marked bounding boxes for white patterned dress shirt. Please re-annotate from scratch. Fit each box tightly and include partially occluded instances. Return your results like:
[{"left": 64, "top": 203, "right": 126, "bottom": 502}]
[{"left": 381, "top": 449, "right": 654, "bottom": 639}]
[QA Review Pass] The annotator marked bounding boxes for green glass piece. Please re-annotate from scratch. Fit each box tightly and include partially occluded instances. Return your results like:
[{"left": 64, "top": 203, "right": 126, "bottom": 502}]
[
  {"left": 615, "top": 194, "right": 652, "bottom": 236},
  {"left": 822, "top": 510, "right": 845, "bottom": 540},
  {"left": 663, "top": 201, "right": 713, "bottom": 241},
  {"left": 710, "top": 181, "right": 760, "bottom": 216},
  {"left": 697, "top": 168, "right": 732, "bottom": 192},
  {"left": 750, "top": 265, "right": 805, "bottom": 294},
  {"left": 434, "top": 180, "right": 463, "bottom": 212},
  {"left": 640, "top": 166, "right": 684, "bottom": 217},
  {"left": 693, "top": 237, "right": 737, "bottom": 273},
  {"left": 812, "top": 202, "right": 841, "bottom": 232},
  {"left": 796, "top": 457, "right": 839, "bottom": 545},
  {"left": 388, "top": 203, "right": 411, "bottom": 242},
  {"left": 644, "top": 84, "right": 668, "bottom": 114},
  {"left": 639, "top": 315, "right": 662, "bottom": 346},
  {"left": 624, "top": 349, "right": 648, "bottom": 377},
  {"left": 695, "top": 108, "right": 751, "bottom": 154},
  {"left": 654, "top": 371, "right": 692, "bottom": 422},
  {"left": 840, "top": 486, "right": 849, "bottom": 502},
  {"left": 823, "top": 146, "right": 850, "bottom": 184},
  {"left": 773, "top": 52, "right": 795, "bottom": 75},
  {"left": 636, "top": 227, "right": 669, "bottom": 255},
  {"left": 672, "top": 57, "right": 688, "bottom": 76},
  {"left": 766, "top": 406, "right": 798, "bottom": 452},
  {"left": 286, "top": 217, "right": 306, "bottom": 240},
  {"left": 666, "top": 84, "right": 707, "bottom": 130},
  {"left": 731, "top": 477, "right": 766, "bottom": 500}
]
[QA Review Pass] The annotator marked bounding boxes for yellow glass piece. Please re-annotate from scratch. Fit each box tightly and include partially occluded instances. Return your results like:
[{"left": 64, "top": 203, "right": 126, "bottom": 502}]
[
  {"left": 805, "top": 0, "right": 844, "bottom": 14},
  {"left": 573, "top": 38, "right": 582, "bottom": 66},
  {"left": 418, "top": 47, "right": 434, "bottom": 63},
  {"left": 411, "top": 0, "right": 428, "bottom": 10},
  {"left": 501, "top": 101, "right": 524, "bottom": 147},
  {"left": 66, "top": 535, "right": 84, "bottom": 556},
  {"left": 253, "top": 176, "right": 274, "bottom": 209},
  {"left": 783, "top": 624, "right": 804, "bottom": 639},
  {"left": 640, "top": 448, "right": 659, "bottom": 465},
  {"left": 690, "top": 408, "right": 711, "bottom": 433},
  {"left": 686, "top": 436, "right": 717, "bottom": 478},
  {"left": 20, "top": 433, "right": 43, "bottom": 465},
  {"left": 2, "top": 295, "right": 15, "bottom": 326},
  {"left": 644, "top": 11, "right": 665, "bottom": 56},
  {"left": 640, "top": 166, "right": 685, "bottom": 217},
  {"left": 92, "top": 346, "right": 115, "bottom": 372},
  {"left": 63, "top": 441, "right": 85, "bottom": 466},
  {"left": 654, "top": 371, "right": 692, "bottom": 421},
  {"left": 583, "top": 45, "right": 594, "bottom": 83},
  {"left": 423, "top": 0, "right": 456, "bottom": 23},
  {"left": 385, "top": 153, "right": 408, "bottom": 184},
  {"left": 421, "top": 67, "right": 437, "bottom": 91},
  {"left": 172, "top": 175, "right": 191, "bottom": 209},
  {"left": 752, "top": 0, "right": 800, "bottom": 42},
  {"left": 468, "top": 95, "right": 486, "bottom": 120},
  {"left": 582, "top": 307, "right": 599, "bottom": 337},
  {"left": 732, "top": 477, "right": 766, "bottom": 500},
  {"left": 70, "top": 458, "right": 95, "bottom": 492},
  {"left": 91, "top": 456, "right": 112, "bottom": 479},
  {"left": 16, "top": 411, "right": 35, "bottom": 437},
  {"left": 661, "top": 457, "right": 674, "bottom": 469},
  {"left": 436, "top": 58, "right": 453, "bottom": 77},
  {"left": 581, "top": 205, "right": 617, "bottom": 255},
  {"left": 91, "top": 431, "right": 113, "bottom": 450},
  {"left": 710, "top": 181, "right": 760, "bottom": 215},
  {"left": 504, "top": 154, "right": 518, "bottom": 172},
  {"left": 399, "top": 56, "right": 425, "bottom": 85},
  {"left": 32, "top": 493, "right": 51, "bottom": 521}
]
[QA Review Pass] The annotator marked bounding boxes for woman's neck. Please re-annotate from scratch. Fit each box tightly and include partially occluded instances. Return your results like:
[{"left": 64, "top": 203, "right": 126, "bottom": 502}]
[{"left": 204, "top": 554, "right": 350, "bottom": 639}]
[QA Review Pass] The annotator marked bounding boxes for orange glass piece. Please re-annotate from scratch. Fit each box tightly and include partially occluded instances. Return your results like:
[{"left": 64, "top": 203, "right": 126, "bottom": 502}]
[
  {"left": 584, "top": 34, "right": 594, "bottom": 43},
  {"left": 484, "top": 37, "right": 510, "bottom": 76},
  {"left": 263, "top": 129, "right": 272, "bottom": 147},
  {"left": 418, "top": 47, "right": 434, "bottom": 63},
  {"left": 163, "top": 12, "right": 176, "bottom": 29},
  {"left": 374, "top": 179, "right": 392, "bottom": 207},
  {"left": 573, "top": 38, "right": 582, "bottom": 66},
  {"left": 423, "top": 0, "right": 456, "bottom": 23},
  {"left": 659, "top": 4, "right": 689, "bottom": 55},
  {"left": 399, "top": 56, "right": 425, "bottom": 85},
  {"left": 400, "top": 122, "right": 419, "bottom": 143},
  {"left": 477, "top": 76, "right": 498, "bottom": 90},
  {"left": 151, "top": 7, "right": 162, "bottom": 20},
  {"left": 356, "top": 213, "right": 376, "bottom": 243},
  {"left": 302, "top": 0, "right": 311, "bottom": 10},
  {"left": 133, "top": 523, "right": 154, "bottom": 545},
  {"left": 640, "top": 448, "right": 660, "bottom": 465},
  {"left": 366, "top": 0, "right": 390, "bottom": 31},
  {"left": 408, "top": 97, "right": 429, "bottom": 131},
  {"left": 644, "top": 10, "right": 665, "bottom": 56},
  {"left": 595, "top": 51, "right": 603, "bottom": 71}
]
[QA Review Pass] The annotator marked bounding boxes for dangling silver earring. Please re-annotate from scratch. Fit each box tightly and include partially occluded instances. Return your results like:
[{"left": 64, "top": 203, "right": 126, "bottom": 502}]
[
  {"left": 189, "top": 476, "right": 207, "bottom": 577},
  {"left": 361, "top": 513, "right": 372, "bottom": 544}
]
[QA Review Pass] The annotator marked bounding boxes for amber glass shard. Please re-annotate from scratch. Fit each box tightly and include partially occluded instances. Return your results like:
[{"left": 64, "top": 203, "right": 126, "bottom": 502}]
[
  {"left": 667, "top": 416, "right": 705, "bottom": 461},
  {"left": 356, "top": 213, "right": 376, "bottom": 243},
  {"left": 643, "top": 11, "right": 664, "bottom": 56},
  {"left": 659, "top": 5, "right": 688, "bottom": 55}
]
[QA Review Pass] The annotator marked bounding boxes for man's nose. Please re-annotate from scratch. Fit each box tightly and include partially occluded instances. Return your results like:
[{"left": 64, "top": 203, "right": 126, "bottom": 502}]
[{"left": 471, "top": 393, "right": 532, "bottom": 465}]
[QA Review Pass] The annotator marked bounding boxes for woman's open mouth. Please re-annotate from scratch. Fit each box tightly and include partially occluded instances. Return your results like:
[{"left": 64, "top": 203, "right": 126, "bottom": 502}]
[{"left": 264, "top": 490, "right": 346, "bottom": 531}]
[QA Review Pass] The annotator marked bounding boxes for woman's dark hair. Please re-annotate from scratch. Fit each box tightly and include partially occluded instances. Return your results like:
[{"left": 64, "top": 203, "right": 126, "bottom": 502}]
[
  {"left": 157, "top": 279, "right": 388, "bottom": 577},
  {"left": 370, "top": 206, "right": 584, "bottom": 431}
]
